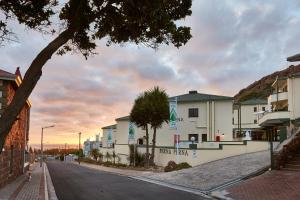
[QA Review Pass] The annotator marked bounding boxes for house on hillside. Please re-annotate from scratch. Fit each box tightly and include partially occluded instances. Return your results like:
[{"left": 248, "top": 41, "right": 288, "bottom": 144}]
[
  {"left": 259, "top": 73, "right": 300, "bottom": 142},
  {"left": 233, "top": 99, "right": 268, "bottom": 140},
  {"left": 0, "top": 68, "right": 31, "bottom": 188}
]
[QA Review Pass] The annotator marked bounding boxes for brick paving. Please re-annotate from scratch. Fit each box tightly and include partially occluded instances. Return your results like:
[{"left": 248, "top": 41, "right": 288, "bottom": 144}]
[
  {"left": 144, "top": 151, "right": 270, "bottom": 191},
  {"left": 225, "top": 170, "right": 300, "bottom": 200},
  {"left": 0, "top": 163, "right": 45, "bottom": 200}
]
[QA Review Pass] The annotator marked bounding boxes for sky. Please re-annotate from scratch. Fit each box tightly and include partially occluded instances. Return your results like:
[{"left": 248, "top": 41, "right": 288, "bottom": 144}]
[{"left": 1, "top": 0, "right": 300, "bottom": 146}]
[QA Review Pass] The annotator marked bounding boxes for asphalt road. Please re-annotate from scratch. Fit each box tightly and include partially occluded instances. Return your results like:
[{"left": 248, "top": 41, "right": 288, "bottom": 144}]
[{"left": 47, "top": 161, "right": 207, "bottom": 200}]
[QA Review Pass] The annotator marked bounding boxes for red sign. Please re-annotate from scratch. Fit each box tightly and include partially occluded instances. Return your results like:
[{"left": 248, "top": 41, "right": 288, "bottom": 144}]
[{"left": 174, "top": 135, "right": 180, "bottom": 144}]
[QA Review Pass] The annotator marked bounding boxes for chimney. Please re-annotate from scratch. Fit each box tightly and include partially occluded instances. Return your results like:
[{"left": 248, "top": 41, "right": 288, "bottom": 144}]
[
  {"left": 15, "top": 67, "right": 22, "bottom": 79},
  {"left": 189, "top": 90, "right": 198, "bottom": 94}
]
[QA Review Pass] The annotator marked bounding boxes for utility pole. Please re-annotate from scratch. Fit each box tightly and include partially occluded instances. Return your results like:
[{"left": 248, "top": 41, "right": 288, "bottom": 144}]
[
  {"left": 78, "top": 132, "right": 81, "bottom": 164},
  {"left": 40, "top": 125, "right": 55, "bottom": 167},
  {"left": 64, "top": 143, "right": 67, "bottom": 162}
]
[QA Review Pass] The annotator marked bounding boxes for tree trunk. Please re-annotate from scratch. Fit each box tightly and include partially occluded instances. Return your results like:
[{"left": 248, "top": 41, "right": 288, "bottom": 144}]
[
  {"left": 150, "top": 127, "right": 157, "bottom": 166},
  {"left": 0, "top": 28, "right": 75, "bottom": 153},
  {"left": 145, "top": 124, "right": 149, "bottom": 168}
]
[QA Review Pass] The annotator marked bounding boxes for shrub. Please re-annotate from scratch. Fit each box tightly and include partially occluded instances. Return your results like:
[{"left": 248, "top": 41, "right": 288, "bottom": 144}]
[
  {"left": 128, "top": 144, "right": 145, "bottom": 166},
  {"left": 164, "top": 161, "right": 191, "bottom": 172}
]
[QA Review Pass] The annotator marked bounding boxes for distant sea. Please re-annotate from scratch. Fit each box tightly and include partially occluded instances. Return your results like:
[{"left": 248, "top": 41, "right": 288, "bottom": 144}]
[{"left": 29, "top": 144, "right": 79, "bottom": 150}]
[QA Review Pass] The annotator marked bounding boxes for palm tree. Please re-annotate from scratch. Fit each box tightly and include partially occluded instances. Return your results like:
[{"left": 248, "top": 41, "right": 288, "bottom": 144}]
[
  {"left": 91, "top": 149, "right": 99, "bottom": 161},
  {"left": 130, "top": 93, "right": 151, "bottom": 167},
  {"left": 146, "top": 86, "right": 169, "bottom": 165}
]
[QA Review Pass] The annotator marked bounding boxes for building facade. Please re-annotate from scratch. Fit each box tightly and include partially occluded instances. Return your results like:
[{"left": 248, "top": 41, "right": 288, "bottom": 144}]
[
  {"left": 0, "top": 68, "right": 31, "bottom": 188},
  {"left": 100, "top": 90, "right": 256, "bottom": 166},
  {"left": 259, "top": 73, "right": 300, "bottom": 142},
  {"left": 233, "top": 99, "right": 268, "bottom": 140},
  {"left": 83, "top": 134, "right": 102, "bottom": 157}
]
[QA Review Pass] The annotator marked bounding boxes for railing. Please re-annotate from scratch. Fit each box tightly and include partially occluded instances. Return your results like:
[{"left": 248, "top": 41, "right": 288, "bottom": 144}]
[
  {"left": 269, "top": 92, "right": 288, "bottom": 103},
  {"left": 273, "top": 128, "right": 300, "bottom": 169},
  {"left": 259, "top": 111, "right": 290, "bottom": 126}
]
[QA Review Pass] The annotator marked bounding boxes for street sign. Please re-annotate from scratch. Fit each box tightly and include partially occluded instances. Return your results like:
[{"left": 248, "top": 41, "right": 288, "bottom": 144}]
[
  {"left": 128, "top": 122, "right": 136, "bottom": 142},
  {"left": 169, "top": 99, "right": 177, "bottom": 129}
]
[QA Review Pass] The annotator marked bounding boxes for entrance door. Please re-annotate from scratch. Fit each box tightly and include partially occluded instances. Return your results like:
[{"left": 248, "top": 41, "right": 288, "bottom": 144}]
[{"left": 202, "top": 134, "right": 207, "bottom": 142}]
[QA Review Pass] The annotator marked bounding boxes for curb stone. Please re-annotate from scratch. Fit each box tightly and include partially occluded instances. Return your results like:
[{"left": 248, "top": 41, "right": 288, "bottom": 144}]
[
  {"left": 45, "top": 163, "right": 58, "bottom": 200},
  {"left": 129, "top": 176, "right": 212, "bottom": 199}
]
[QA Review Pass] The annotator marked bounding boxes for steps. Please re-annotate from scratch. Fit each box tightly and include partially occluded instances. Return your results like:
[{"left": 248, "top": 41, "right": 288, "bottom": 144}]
[{"left": 283, "top": 152, "right": 300, "bottom": 171}]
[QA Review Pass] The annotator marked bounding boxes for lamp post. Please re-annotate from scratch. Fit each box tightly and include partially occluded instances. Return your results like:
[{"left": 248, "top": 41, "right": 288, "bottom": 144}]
[
  {"left": 40, "top": 125, "right": 55, "bottom": 167},
  {"left": 78, "top": 132, "right": 81, "bottom": 164}
]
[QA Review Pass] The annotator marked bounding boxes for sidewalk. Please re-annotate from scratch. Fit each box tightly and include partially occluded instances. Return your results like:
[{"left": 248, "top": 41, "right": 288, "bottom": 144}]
[
  {"left": 222, "top": 170, "right": 300, "bottom": 200},
  {"left": 143, "top": 151, "right": 270, "bottom": 192},
  {"left": 0, "top": 163, "right": 45, "bottom": 200},
  {"left": 77, "top": 162, "right": 158, "bottom": 177}
]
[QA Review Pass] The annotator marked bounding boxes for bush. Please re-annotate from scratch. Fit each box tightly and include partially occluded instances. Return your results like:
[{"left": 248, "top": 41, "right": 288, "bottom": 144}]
[
  {"left": 164, "top": 161, "right": 191, "bottom": 172},
  {"left": 128, "top": 144, "right": 145, "bottom": 166}
]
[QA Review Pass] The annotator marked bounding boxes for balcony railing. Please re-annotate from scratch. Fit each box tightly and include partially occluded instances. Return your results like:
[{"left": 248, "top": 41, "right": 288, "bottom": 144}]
[
  {"left": 259, "top": 111, "right": 290, "bottom": 126},
  {"left": 269, "top": 92, "right": 288, "bottom": 103}
]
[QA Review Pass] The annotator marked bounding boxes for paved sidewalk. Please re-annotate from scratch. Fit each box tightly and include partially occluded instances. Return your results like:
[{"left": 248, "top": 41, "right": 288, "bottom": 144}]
[
  {"left": 78, "top": 162, "right": 158, "bottom": 177},
  {"left": 224, "top": 170, "right": 300, "bottom": 200},
  {"left": 143, "top": 151, "right": 270, "bottom": 191},
  {"left": 79, "top": 151, "right": 270, "bottom": 192},
  {"left": 0, "top": 163, "right": 45, "bottom": 200}
]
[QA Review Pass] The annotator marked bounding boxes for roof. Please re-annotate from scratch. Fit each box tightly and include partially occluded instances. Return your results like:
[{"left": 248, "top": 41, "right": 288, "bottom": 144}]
[
  {"left": 0, "top": 69, "right": 16, "bottom": 80},
  {"left": 101, "top": 124, "right": 117, "bottom": 129},
  {"left": 239, "top": 99, "right": 268, "bottom": 105},
  {"left": 115, "top": 116, "right": 130, "bottom": 121},
  {"left": 290, "top": 72, "right": 300, "bottom": 78},
  {"left": 287, "top": 53, "right": 300, "bottom": 62},
  {"left": 169, "top": 91, "right": 233, "bottom": 103}
]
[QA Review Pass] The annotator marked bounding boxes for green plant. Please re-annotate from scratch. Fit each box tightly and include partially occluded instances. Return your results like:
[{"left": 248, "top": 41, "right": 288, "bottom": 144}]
[
  {"left": 128, "top": 145, "right": 145, "bottom": 167},
  {"left": 164, "top": 161, "right": 191, "bottom": 172},
  {"left": 105, "top": 152, "right": 112, "bottom": 162}
]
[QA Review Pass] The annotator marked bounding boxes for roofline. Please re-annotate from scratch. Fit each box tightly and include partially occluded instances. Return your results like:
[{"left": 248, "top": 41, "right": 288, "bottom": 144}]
[
  {"left": 1, "top": 74, "right": 31, "bottom": 108},
  {"left": 115, "top": 116, "right": 130, "bottom": 121},
  {"left": 101, "top": 124, "right": 117, "bottom": 129}
]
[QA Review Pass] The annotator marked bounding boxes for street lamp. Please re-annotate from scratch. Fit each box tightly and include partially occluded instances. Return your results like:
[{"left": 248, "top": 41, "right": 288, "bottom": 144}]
[
  {"left": 78, "top": 132, "right": 82, "bottom": 164},
  {"left": 40, "top": 125, "right": 55, "bottom": 167}
]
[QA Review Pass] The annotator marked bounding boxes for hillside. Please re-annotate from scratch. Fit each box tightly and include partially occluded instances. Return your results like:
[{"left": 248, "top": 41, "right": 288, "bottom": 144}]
[{"left": 234, "top": 65, "right": 300, "bottom": 102}]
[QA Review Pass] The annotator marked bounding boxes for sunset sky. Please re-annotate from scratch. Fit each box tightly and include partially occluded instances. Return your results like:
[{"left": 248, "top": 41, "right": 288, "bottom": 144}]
[{"left": 1, "top": 0, "right": 300, "bottom": 146}]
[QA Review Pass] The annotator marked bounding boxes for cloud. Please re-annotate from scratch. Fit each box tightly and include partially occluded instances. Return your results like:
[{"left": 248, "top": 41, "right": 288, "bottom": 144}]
[{"left": 1, "top": 0, "right": 300, "bottom": 145}]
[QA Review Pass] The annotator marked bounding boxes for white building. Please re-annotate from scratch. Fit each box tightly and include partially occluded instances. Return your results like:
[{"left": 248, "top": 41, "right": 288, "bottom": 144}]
[
  {"left": 83, "top": 135, "right": 102, "bottom": 157},
  {"left": 233, "top": 99, "right": 268, "bottom": 140},
  {"left": 259, "top": 73, "right": 300, "bottom": 142},
  {"left": 101, "top": 91, "right": 272, "bottom": 166}
]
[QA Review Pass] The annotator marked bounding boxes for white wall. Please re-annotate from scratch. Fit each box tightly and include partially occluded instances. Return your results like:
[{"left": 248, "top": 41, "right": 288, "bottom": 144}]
[
  {"left": 137, "top": 141, "right": 270, "bottom": 167},
  {"left": 288, "top": 77, "right": 300, "bottom": 120}
]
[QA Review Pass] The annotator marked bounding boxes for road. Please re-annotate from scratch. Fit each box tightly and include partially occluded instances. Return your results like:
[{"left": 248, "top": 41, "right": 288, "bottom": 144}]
[{"left": 47, "top": 161, "right": 207, "bottom": 200}]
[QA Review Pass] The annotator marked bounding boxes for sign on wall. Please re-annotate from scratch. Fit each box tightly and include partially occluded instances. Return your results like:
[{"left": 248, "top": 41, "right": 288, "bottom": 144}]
[
  {"left": 128, "top": 122, "right": 136, "bottom": 142},
  {"left": 169, "top": 99, "right": 177, "bottom": 129},
  {"left": 107, "top": 128, "right": 113, "bottom": 145}
]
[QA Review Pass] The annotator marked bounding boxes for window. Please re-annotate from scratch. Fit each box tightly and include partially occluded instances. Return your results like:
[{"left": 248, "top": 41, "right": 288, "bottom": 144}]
[
  {"left": 254, "top": 119, "right": 257, "bottom": 124},
  {"left": 188, "top": 134, "right": 199, "bottom": 143},
  {"left": 232, "top": 118, "right": 234, "bottom": 125},
  {"left": 262, "top": 107, "right": 266, "bottom": 111},
  {"left": 254, "top": 107, "right": 257, "bottom": 112},
  {"left": 201, "top": 134, "right": 207, "bottom": 142},
  {"left": 188, "top": 108, "right": 198, "bottom": 118}
]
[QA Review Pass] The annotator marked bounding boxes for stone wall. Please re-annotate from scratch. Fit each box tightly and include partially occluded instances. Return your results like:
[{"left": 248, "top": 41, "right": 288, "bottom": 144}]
[{"left": 0, "top": 81, "right": 30, "bottom": 188}]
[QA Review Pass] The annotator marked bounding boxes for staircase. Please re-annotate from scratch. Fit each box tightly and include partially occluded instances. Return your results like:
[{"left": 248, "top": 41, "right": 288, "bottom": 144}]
[{"left": 283, "top": 150, "right": 300, "bottom": 171}]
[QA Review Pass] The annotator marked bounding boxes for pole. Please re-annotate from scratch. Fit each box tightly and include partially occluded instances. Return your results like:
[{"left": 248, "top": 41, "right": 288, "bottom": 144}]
[
  {"left": 133, "top": 143, "right": 136, "bottom": 167},
  {"left": 78, "top": 132, "right": 81, "bottom": 164},
  {"left": 40, "top": 128, "right": 44, "bottom": 167},
  {"left": 175, "top": 97, "right": 179, "bottom": 164},
  {"left": 64, "top": 143, "right": 67, "bottom": 162},
  {"left": 270, "top": 129, "right": 274, "bottom": 169}
]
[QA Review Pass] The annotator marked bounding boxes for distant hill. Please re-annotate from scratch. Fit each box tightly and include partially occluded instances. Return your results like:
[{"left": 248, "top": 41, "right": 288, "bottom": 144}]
[{"left": 234, "top": 65, "right": 300, "bottom": 102}]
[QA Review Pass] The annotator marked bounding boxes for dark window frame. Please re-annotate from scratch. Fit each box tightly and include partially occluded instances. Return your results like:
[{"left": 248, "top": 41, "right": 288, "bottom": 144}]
[{"left": 188, "top": 108, "right": 199, "bottom": 118}]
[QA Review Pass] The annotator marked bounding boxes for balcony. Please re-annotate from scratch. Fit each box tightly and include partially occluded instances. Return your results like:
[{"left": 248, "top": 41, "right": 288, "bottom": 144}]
[
  {"left": 269, "top": 92, "right": 288, "bottom": 104},
  {"left": 259, "top": 111, "right": 290, "bottom": 127}
]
